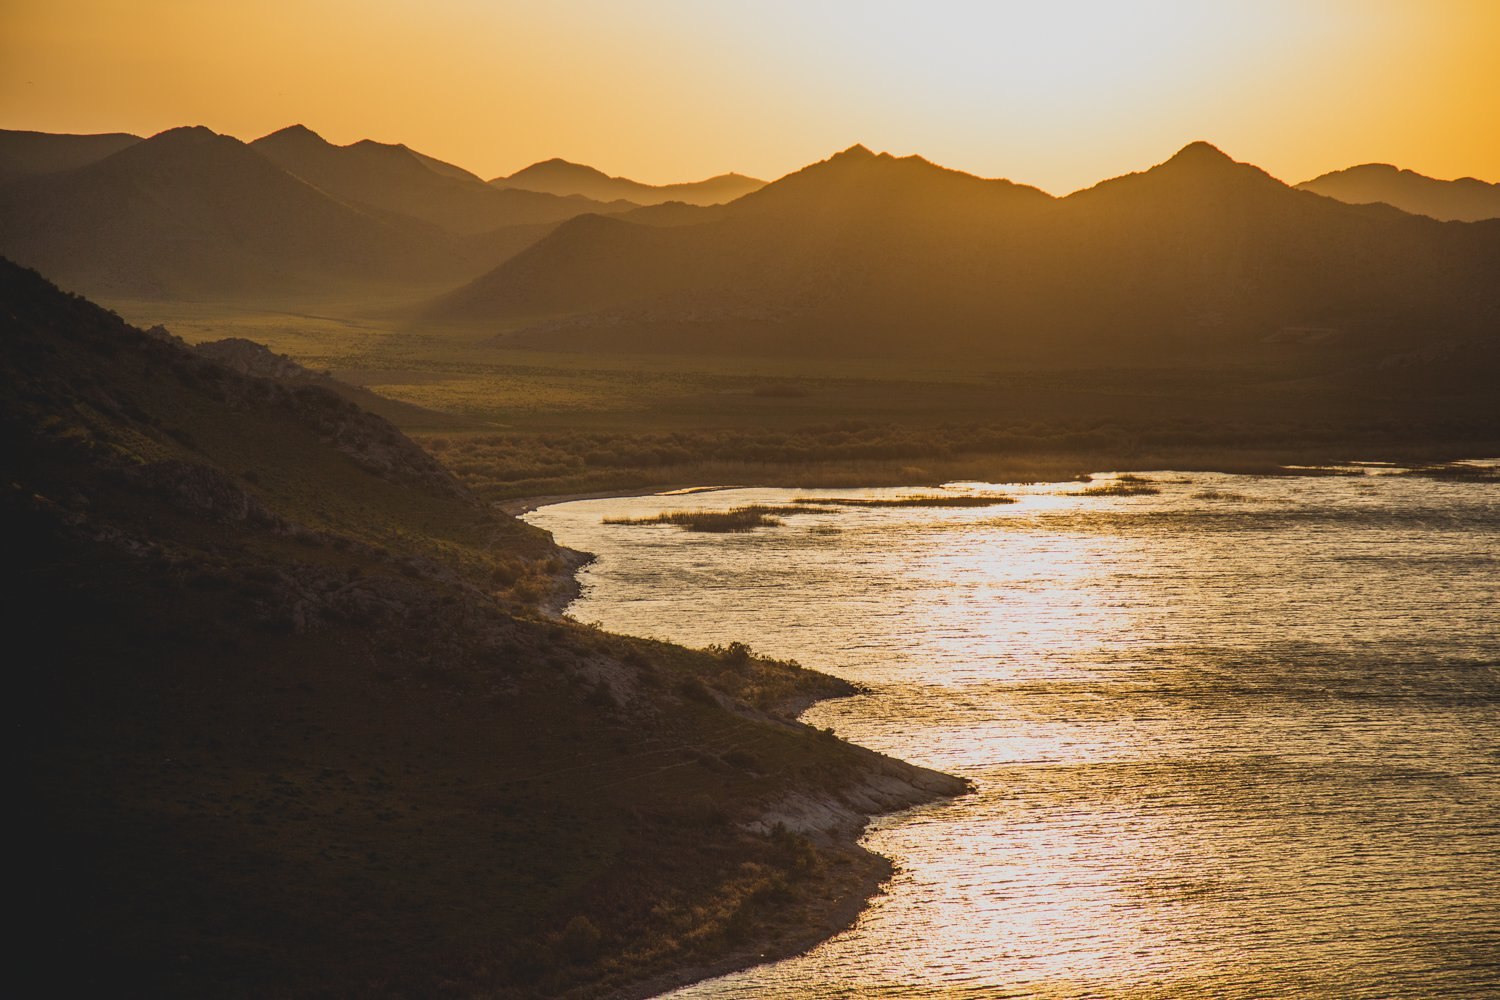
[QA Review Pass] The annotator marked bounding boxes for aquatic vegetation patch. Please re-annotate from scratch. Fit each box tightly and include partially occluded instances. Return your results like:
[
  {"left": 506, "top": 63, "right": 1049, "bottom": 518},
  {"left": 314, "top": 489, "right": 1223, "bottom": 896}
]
[
  {"left": 604, "top": 505, "right": 785, "bottom": 532},
  {"left": 1077, "top": 481, "right": 1162, "bottom": 496},
  {"left": 1396, "top": 462, "right": 1499, "bottom": 482},
  {"left": 791, "top": 495, "right": 1015, "bottom": 508}
]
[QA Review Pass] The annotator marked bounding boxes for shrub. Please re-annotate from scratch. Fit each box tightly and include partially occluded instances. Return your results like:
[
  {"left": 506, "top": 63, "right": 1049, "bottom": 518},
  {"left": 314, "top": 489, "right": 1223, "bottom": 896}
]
[{"left": 559, "top": 915, "right": 602, "bottom": 962}]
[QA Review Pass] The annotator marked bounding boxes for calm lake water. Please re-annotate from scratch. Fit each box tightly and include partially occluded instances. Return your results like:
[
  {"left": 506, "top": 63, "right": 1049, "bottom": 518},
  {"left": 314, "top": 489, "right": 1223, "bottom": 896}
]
[{"left": 525, "top": 468, "right": 1500, "bottom": 999}]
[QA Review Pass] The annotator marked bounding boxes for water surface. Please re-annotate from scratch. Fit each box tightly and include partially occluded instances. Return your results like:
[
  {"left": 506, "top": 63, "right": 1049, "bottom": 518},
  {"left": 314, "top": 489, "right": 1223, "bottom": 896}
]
[{"left": 526, "top": 469, "right": 1500, "bottom": 999}]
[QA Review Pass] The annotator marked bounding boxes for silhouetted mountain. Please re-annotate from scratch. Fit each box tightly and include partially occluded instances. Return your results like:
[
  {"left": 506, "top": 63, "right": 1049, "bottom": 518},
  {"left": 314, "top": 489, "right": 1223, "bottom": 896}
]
[
  {"left": 432, "top": 145, "right": 1055, "bottom": 337},
  {"left": 1296, "top": 163, "right": 1500, "bottom": 222},
  {"left": 0, "top": 128, "right": 141, "bottom": 183},
  {"left": 3, "top": 257, "right": 962, "bottom": 997},
  {"left": 430, "top": 142, "right": 1500, "bottom": 367},
  {"left": 494, "top": 157, "right": 765, "bottom": 206},
  {"left": 251, "top": 124, "right": 631, "bottom": 233},
  {"left": 0, "top": 126, "right": 538, "bottom": 301}
]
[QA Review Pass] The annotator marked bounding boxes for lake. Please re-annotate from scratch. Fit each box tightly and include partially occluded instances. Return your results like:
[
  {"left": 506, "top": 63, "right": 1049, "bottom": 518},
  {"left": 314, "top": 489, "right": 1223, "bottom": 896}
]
[{"left": 525, "top": 467, "right": 1500, "bottom": 999}]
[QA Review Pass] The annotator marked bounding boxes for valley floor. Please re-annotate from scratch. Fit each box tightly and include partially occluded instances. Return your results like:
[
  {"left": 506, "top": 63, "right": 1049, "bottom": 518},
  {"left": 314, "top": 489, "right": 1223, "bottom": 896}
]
[{"left": 107, "top": 298, "right": 1500, "bottom": 503}]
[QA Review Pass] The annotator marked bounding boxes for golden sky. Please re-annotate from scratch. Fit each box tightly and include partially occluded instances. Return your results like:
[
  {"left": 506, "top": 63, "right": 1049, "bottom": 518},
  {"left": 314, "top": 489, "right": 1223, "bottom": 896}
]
[{"left": 3, "top": 0, "right": 1497, "bottom": 192}]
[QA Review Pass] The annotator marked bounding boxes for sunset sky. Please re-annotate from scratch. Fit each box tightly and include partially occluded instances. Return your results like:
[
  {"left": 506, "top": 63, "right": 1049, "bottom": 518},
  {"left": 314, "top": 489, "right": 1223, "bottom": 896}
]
[{"left": 3, "top": 0, "right": 1497, "bottom": 193}]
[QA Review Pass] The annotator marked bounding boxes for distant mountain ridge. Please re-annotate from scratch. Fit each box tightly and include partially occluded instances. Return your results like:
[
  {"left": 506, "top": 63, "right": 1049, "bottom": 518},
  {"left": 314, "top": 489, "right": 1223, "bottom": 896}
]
[
  {"left": 493, "top": 157, "right": 765, "bottom": 206},
  {"left": 3, "top": 123, "right": 1495, "bottom": 358},
  {"left": 0, "top": 125, "right": 478, "bottom": 300},
  {"left": 430, "top": 141, "right": 1500, "bottom": 368},
  {"left": 0, "top": 129, "right": 142, "bottom": 183},
  {"left": 0, "top": 125, "right": 638, "bottom": 301},
  {"left": 251, "top": 124, "right": 637, "bottom": 234},
  {"left": 1296, "top": 163, "right": 1500, "bottom": 222}
]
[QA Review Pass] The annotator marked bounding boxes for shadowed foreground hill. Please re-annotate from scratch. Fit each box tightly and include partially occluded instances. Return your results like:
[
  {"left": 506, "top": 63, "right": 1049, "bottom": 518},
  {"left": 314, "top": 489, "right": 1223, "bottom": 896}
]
[
  {"left": 432, "top": 143, "right": 1500, "bottom": 366},
  {"left": 3, "top": 260, "right": 964, "bottom": 998}
]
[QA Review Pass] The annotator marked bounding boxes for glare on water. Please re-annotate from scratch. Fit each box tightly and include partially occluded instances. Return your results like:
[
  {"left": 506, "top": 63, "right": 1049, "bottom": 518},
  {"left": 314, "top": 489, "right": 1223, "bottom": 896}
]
[{"left": 526, "top": 468, "right": 1500, "bottom": 999}]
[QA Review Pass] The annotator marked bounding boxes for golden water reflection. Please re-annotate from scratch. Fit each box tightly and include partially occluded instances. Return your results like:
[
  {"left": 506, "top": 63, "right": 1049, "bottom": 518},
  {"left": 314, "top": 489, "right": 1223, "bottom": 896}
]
[{"left": 526, "top": 469, "right": 1500, "bottom": 998}]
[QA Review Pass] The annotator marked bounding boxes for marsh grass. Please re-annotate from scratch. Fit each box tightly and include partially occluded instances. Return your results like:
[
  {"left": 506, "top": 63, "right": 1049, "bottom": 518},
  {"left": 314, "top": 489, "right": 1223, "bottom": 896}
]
[
  {"left": 792, "top": 495, "right": 1014, "bottom": 508},
  {"left": 1397, "top": 461, "right": 1499, "bottom": 482},
  {"left": 605, "top": 505, "right": 785, "bottom": 532},
  {"left": 1078, "top": 480, "right": 1163, "bottom": 496}
]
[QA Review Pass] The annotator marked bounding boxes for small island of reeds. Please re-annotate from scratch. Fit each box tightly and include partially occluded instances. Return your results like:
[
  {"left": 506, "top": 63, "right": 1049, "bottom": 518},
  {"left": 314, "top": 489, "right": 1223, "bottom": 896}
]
[
  {"left": 1077, "top": 475, "right": 1162, "bottom": 497},
  {"left": 792, "top": 495, "right": 1015, "bottom": 508},
  {"left": 604, "top": 505, "right": 786, "bottom": 532}
]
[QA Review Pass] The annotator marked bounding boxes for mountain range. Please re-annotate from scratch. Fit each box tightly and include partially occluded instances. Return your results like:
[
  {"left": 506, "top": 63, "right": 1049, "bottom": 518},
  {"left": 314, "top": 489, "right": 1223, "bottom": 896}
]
[
  {"left": 0, "top": 126, "right": 773, "bottom": 303},
  {"left": 1, "top": 126, "right": 1495, "bottom": 370},
  {"left": 431, "top": 142, "right": 1500, "bottom": 365}
]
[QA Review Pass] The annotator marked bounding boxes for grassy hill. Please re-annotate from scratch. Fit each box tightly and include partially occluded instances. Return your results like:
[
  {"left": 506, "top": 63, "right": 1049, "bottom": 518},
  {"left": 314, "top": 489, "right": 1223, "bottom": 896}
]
[{"left": 3, "top": 258, "right": 965, "bottom": 997}]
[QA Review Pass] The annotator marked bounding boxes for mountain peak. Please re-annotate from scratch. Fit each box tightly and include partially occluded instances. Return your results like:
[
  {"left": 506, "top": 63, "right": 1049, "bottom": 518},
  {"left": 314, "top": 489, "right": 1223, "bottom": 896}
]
[
  {"left": 148, "top": 125, "right": 220, "bottom": 143},
  {"left": 508, "top": 159, "right": 614, "bottom": 183},
  {"left": 268, "top": 123, "right": 322, "bottom": 140},
  {"left": 836, "top": 143, "right": 875, "bottom": 160},
  {"left": 1167, "top": 141, "right": 1234, "bottom": 167}
]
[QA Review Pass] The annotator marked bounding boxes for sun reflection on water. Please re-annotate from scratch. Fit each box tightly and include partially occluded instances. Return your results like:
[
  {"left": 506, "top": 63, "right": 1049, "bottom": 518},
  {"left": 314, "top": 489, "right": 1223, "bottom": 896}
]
[{"left": 527, "top": 471, "right": 1500, "bottom": 999}]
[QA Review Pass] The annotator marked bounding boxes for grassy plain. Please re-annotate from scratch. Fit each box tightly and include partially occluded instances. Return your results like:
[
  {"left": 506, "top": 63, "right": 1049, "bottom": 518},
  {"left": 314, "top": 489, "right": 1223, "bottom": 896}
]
[{"left": 112, "top": 298, "right": 1500, "bottom": 501}]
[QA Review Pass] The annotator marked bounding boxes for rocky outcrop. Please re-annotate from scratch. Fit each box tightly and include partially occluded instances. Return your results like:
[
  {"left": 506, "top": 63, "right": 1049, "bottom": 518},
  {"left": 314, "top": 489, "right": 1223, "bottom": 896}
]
[{"left": 194, "top": 337, "right": 312, "bottom": 379}]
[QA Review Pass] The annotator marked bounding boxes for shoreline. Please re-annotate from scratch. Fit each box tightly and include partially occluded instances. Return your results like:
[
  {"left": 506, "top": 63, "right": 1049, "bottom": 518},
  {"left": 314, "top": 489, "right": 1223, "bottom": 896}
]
[
  {"left": 617, "top": 848, "right": 896, "bottom": 1000},
  {"left": 523, "top": 490, "right": 969, "bottom": 1000},
  {"left": 503, "top": 453, "right": 1500, "bottom": 522},
  {"left": 498, "top": 484, "right": 739, "bottom": 517}
]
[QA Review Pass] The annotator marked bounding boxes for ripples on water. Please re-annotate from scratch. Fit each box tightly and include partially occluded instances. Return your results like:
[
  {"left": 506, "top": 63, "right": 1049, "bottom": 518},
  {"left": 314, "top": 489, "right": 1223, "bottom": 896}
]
[{"left": 525, "top": 469, "right": 1500, "bottom": 999}]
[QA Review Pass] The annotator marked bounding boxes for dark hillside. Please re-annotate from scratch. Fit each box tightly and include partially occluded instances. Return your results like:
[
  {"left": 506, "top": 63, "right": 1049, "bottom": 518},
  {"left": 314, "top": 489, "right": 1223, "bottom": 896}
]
[{"left": 3, "top": 259, "right": 964, "bottom": 997}]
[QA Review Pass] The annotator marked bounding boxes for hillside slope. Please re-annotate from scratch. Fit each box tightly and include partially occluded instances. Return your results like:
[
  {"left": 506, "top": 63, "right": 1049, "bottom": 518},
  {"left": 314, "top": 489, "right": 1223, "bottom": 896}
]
[{"left": 3, "top": 258, "right": 964, "bottom": 997}]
